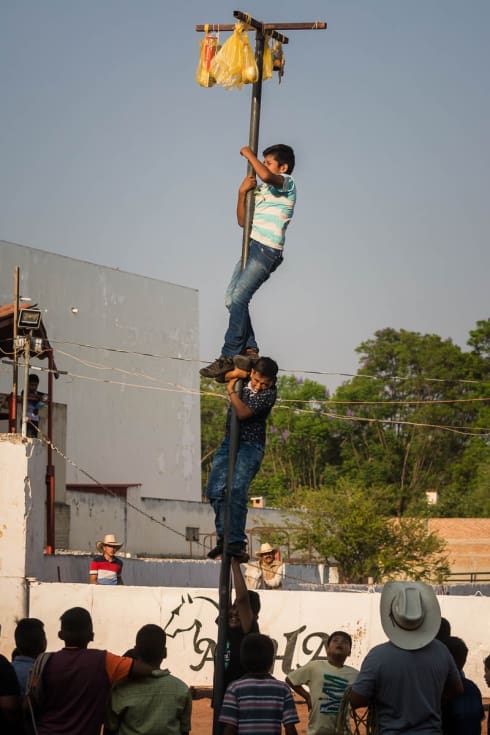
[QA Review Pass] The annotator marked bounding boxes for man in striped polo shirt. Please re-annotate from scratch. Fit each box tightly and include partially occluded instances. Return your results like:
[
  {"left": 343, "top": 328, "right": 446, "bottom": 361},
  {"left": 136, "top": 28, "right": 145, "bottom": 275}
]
[{"left": 89, "top": 533, "right": 124, "bottom": 585}]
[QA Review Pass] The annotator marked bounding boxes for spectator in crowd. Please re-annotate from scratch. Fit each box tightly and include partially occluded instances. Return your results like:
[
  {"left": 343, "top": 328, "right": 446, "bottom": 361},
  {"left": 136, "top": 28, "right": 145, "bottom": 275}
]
[
  {"left": 350, "top": 581, "right": 463, "bottom": 735},
  {"left": 31, "top": 607, "right": 152, "bottom": 735},
  {"left": 220, "top": 558, "right": 261, "bottom": 695},
  {"left": 483, "top": 655, "right": 490, "bottom": 735},
  {"left": 442, "top": 636, "right": 484, "bottom": 735},
  {"left": 23, "top": 373, "right": 46, "bottom": 438},
  {"left": 286, "top": 630, "right": 358, "bottom": 735},
  {"left": 436, "top": 617, "right": 452, "bottom": 644},
  {"left": 106, "top": 624, "right": 191, "bottom": 735},
  {"left": 11, "top": 618, "right": 47, "bottom": 695},
  {"left": 0, "top": 626, "right": 21, "bottom": 735},
  {"left": 219, "top": 633, "right": 299, "bottom": 735},
  {"left": 245, "top": 543, "right": 285, "bottom": 590},
  {"left": 89, "top": 533, "right": 124, "bottom": 585}
]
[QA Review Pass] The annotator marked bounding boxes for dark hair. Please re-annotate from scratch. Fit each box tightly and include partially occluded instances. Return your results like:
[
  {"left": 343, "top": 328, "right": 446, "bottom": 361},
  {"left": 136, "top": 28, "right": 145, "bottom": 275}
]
[
  {"left": 29, "top": 374, "right": 39, "bottom": 384},
  {"left": 135, "top": 624, "right": 166, "bottom": 665},
  {"left": 241, "top": 633, "right": 274, "bottom": 674},
  {"left": 253, "top": 357, "right": 278, "bottom": 381},
  {"left": 248, "top": 590, "right": 261, "bottom": 617},
  {"left": 483, "top": 654, "right": 490, "bottom": 669},
  {"left": 327, "top": 630, "right": 352, "bottom": 651},
  {"left": 60, "top": 607, "right": 93, "bottom": 646},
  {"left": 14, "top": 618, "right": 46, "bottom": 658},
  {"left": 446, "top": 636, "right": 468, "bottom": 671},
  {"left": 436, "top": 617, "right": 451, "bottom": 643},
  {"left": 263, "top": 144, "right": 295, "bottom": 174}
]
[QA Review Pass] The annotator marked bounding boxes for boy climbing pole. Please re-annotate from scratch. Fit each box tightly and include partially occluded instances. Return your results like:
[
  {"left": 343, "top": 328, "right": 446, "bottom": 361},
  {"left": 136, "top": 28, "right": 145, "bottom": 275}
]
[
  {"left": 200, "top": 143, "right": 296, "bottom": 379},
  {"left": 206, "top": 357, "right": 278, "bottom": 560}
]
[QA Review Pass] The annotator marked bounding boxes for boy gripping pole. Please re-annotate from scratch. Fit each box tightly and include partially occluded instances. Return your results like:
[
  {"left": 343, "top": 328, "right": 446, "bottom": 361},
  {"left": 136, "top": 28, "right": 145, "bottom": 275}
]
[{"left": 200, "top": 144, "right": 296, "bottom": 379}]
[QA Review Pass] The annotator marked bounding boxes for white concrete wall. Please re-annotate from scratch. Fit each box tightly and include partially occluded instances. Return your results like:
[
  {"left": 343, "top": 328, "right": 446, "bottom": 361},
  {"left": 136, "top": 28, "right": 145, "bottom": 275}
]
[
  {"left": 0, "top": 240, "right": 200, "bottom": 505},
  {"left": 21, "top": 582, "right": 490, "bottom": 692},
  {"left": 0, "top": 436, "right": 46, "bottom": 649}
]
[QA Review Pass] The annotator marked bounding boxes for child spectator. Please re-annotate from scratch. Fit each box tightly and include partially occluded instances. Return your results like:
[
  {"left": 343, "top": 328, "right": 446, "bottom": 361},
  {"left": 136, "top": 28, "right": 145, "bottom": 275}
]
[
  {"left": 442, "top": 636, "right": 484, "bottom": 735},
  {"left": 30, "top": 607, "right": 152, "bottom": 735},
  {"left": 11, "top": 617, "right": 46, "bottom": 695},
  {"left": 206, "top": 358, "right": 278, "bottom": 561},
  {"left": 218, "top": 558, "right": 261, "bottom": 698},
  {"left": 106, "top": 624, "right": 191, "bottom": 735},
  {"left": 200, "top": 144, "right": 296, "bottom": 380},
  {"left": 219, "top": 633, "right": 299, "bottom": 735},
  {"left": 286, "top": 630, "right": 358, "bottom": 735}
]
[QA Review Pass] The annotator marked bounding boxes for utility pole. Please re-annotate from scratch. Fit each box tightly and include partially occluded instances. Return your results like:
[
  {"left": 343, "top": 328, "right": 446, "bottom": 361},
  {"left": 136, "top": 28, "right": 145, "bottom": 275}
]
[
  {"left": 9, "top": 267, "right": 20, "bottom": 433},
  {"left": 196, "top": 12, "right": 325, "bottom": 729}
]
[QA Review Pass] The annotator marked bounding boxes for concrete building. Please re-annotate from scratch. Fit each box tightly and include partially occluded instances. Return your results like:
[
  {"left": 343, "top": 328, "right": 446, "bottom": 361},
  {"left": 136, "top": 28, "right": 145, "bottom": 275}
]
[{"left": 0, "top": 240, "right": 201, "bottom": 553}]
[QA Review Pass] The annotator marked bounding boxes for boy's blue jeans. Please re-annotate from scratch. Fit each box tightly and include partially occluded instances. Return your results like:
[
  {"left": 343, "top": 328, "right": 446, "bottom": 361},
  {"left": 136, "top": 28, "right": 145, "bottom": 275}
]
[
  {"left": 222, "top": 240, "right": 283, "bottom": 357},
  {"left": 206, "top": 438, "right": 264, "bottom": 544}
]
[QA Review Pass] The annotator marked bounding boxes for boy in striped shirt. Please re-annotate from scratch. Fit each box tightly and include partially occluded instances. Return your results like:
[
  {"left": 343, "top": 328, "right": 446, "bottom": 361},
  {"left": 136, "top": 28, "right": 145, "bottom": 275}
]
[
  {"left": 201, "top": 144, "right": 296, "bottom": 380},
  {"left": 219, "top": 633, "right": 299, "bottom": 735}
]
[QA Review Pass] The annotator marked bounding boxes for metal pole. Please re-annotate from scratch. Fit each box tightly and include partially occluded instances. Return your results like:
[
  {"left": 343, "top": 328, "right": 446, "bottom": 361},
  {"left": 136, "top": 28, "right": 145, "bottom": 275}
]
[
  {"left": 45, "top": 349, "right": 55, "bottom": 554},
  {"left": 21, "top": 334, "right": 31, "bottom": 438},
  {"left": 9, "top": 267, "right": 20, "bottom": 433},
  {"left": 212, "top": 31, "right": 266, "bottom": 735}
]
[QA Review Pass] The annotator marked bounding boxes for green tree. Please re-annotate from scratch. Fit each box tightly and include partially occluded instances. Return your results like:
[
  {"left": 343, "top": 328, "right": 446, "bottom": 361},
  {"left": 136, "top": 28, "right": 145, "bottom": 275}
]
[{"left": 281, "top": 481, "right": 449, "bottom": 583}]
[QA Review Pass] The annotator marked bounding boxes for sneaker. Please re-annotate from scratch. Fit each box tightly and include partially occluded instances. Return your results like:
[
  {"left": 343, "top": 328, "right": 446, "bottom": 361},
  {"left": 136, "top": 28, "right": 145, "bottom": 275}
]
[
  {"left": 200, "top": 356, "right": 234, "bottom": 379},
  {"left": 207, "top": 540, "right": 224, "bottom": 560},
  {"left": 233, "top": 352, "right": 259, "bottom": 371},
  {"left": 225, "top": 542, "right": 249, "bottom": 562}
]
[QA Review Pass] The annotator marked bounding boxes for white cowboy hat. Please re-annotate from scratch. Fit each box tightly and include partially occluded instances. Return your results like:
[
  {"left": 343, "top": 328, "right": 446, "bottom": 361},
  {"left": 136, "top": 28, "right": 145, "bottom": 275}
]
[
  {"left": 380, "top": 581, "right": 441, "bottom": 650},
  {"left": 96, "top": 533, "right": 123, "bottom": 553},
  {"left": 257, "top": 542, "right": 277, "bottom": 556}
]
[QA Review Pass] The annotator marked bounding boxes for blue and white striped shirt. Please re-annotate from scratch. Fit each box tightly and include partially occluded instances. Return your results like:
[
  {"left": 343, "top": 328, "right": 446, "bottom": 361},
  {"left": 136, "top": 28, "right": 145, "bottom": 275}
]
[{"left": 251, "top": 175, "right": 296, "bottom": 251}]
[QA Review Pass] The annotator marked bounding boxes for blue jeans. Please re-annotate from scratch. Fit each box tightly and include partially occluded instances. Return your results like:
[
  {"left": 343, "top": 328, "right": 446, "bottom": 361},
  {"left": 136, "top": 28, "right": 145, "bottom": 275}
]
[
  {"left": 222, "top": 240, "right": 283, "bottom": 357},
  {"left": 206, "top": 438, "right": 265, "bottom": 544}
]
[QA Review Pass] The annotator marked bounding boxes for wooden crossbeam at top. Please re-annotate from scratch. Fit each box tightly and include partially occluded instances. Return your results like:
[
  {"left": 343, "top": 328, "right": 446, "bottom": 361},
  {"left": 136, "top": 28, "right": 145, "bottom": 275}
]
[{"left": 196, "top": 10, "right": 327, "bottom": 45}]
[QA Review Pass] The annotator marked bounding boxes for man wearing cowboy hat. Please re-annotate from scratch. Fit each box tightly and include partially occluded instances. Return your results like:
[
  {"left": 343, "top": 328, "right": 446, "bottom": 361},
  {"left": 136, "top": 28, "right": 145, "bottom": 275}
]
[
  {"left": 350, "top": 581, "right": 463, "bottom": 734},
  {"left": 245, "top": 542, "right": 284, "bottom": 590},
  {"left": 89, "top": 533, "right": 124, "bottom": 585}
]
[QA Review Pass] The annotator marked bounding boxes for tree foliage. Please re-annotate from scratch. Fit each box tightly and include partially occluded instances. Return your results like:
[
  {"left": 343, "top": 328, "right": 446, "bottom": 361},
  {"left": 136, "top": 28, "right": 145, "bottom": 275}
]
[
  {"left": 200, "top": 319, "right": 490, "bottom": 559},
  {"left": 282, "top": 482, "right": 450, "bottom": 583}
]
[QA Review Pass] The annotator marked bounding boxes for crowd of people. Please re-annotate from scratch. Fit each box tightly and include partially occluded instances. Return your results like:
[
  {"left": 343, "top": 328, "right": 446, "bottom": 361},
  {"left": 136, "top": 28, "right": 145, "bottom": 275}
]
[{"left": 1, "top": 573, "right": 489, "bottom": 735}]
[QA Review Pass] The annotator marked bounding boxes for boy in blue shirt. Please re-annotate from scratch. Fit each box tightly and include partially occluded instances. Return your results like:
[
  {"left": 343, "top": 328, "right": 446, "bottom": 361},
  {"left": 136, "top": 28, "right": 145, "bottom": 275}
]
[{"left": 201, "top": 144, "right": 296, "bottom": 380}]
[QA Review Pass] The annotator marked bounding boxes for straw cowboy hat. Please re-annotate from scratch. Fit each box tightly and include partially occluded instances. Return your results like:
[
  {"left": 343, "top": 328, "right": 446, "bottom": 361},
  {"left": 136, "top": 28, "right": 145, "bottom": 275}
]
[
  {"left": 257, "top": 542, "right": 277, "bottom": 556},
  {"left": 96, "top": 533, "right": 123, "bottom": 553},
  {"left": 380, "top": 581, "right": 441, "bottom": 651}
]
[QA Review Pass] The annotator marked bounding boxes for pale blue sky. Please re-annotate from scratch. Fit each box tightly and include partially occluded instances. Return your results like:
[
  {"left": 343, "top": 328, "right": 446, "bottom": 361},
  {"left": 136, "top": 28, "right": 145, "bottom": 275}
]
[{"left": 1, "top": 1, "right": 489, "bottom": 391}]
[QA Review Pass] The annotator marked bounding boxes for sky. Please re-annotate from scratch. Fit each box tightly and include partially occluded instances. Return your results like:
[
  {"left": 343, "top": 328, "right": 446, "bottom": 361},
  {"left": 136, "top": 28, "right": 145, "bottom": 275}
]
[{"left": 1, "top": 0, "right": 489, "bottom": 393}]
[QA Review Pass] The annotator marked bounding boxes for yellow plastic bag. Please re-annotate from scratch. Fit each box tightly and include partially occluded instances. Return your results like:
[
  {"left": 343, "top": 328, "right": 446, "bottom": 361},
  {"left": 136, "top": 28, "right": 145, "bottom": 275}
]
[
  {"left": 196, "top": 29, "right": 220, "bottom": 88},
  {"left": 210, "top": 22, "right": 245, "bottom": 90},
  {"left": 241, "top": 33, "right": 258, "bottom": 84},
  {"left": 262, "top": 35, "right": 273, "bottom": 81}
]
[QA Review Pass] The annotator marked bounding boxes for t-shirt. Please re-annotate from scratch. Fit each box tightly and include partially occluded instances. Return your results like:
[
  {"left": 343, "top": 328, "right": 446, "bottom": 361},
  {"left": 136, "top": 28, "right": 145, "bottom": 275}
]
[
  {"left": 442, "top": 674, "right": 484, "bottom": 735},
  {"left": 226, "top": 382, "right": 276, "bottom": 446},
  {"left": 0, "top": 654, "right": 20, "bottom": 735},
  {"left": 12, "top": 654, "right": 35, "bottom": 695},
  {"left": 352, "top": 640, "right": 462, "bottom": 735},
  {"left": 107, "top": 668, "right": 192, "bottom": 735},
  {"left": 36, "top": 648, "right": 132, "bottom": 735},
  {"left": 89, "top": 554, "right": 123, "bottom": 584},
  {"left": 220, "top": 674, "right": 299, "bottom": 735},
  {"left": 287, "top": 659, "right": 358, "bottom": 735},
  {"left": 251, "top": 175, "right": 297, "bottom": 250}
]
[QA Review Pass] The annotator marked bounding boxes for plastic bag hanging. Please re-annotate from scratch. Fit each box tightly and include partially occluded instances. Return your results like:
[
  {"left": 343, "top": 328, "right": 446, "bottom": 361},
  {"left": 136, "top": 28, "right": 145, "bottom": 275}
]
[
  {"left": 210, "top": 22, "right": 245, "bottom": 90},
  {"left": 262, "top": 35, "right": 273, "bottom": 81},
  {"left": 241, "top": 33, "right": 258, "bottom": 84},
  {"left": 196, "top": 26, "right": 220, "bottom": 87},
  {"left": 272, "top": 40, "right": 285, "bottom": 83}
]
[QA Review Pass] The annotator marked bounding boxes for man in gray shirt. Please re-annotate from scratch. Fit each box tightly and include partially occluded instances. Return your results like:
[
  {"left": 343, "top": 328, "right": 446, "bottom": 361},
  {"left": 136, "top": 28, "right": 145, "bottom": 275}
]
[{"left": 350, "top": 581, "right": 463, "bottom": 735}]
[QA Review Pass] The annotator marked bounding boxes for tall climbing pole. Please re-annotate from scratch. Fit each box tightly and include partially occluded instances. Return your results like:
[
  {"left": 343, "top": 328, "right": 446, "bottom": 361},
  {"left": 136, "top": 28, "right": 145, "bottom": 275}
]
[{"left": 195, "top": 12, "right": 326, "bottom": 731}]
